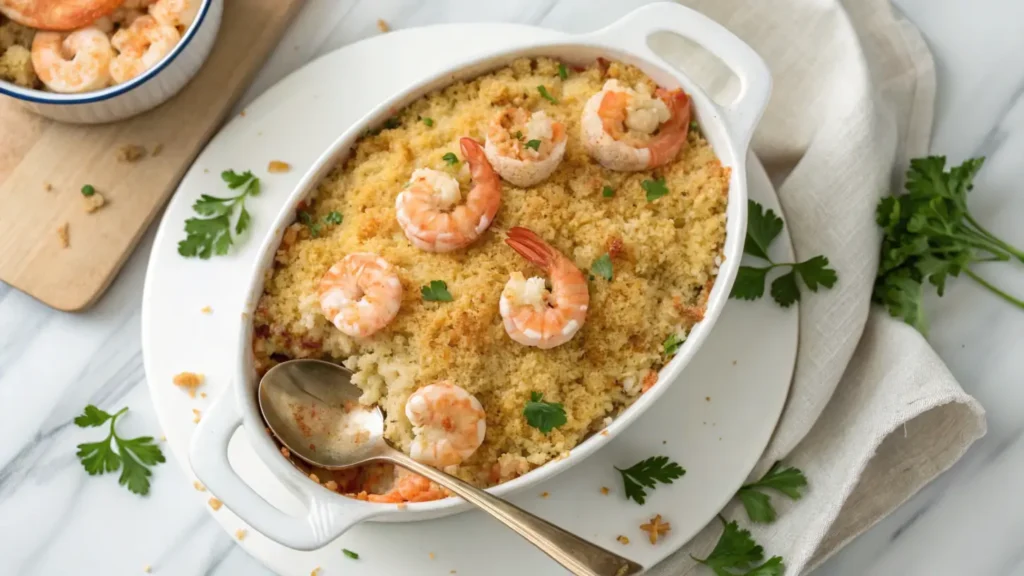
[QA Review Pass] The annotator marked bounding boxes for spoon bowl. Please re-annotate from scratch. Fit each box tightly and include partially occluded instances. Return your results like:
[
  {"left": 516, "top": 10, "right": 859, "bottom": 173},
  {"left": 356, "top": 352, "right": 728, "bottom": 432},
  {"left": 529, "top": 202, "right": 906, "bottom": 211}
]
[{"left": 259, "top": 359, "right": 643, "bottom": 576}]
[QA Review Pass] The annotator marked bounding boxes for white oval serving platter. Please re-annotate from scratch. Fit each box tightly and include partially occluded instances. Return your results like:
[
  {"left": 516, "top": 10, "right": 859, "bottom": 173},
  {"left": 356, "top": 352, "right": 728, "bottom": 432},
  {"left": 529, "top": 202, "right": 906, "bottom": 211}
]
[{"left": 142, "top": 22, "right": 795, "bottom": 576}]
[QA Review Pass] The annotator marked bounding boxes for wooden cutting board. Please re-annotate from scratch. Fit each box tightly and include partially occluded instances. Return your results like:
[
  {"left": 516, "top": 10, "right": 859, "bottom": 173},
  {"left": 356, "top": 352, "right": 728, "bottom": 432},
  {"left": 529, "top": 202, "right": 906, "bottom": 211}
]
[{"left": 0, "top": 0, "right": 303, "bottom": 311}]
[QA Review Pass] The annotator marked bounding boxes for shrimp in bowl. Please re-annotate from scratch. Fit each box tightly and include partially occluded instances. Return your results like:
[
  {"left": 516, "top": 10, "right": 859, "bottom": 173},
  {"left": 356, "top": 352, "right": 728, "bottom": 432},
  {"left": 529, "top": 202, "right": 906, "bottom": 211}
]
[
  {"left": 483, "top": 107, "right": 567, "bottom": 187},
  {"left": 395, "top": 137, "right": 501, "bottom": 252},
  {"left": 500, "top": 227, "right": 589, "bottom": 349},
  {"left": 31, "top": 26, "right": 113, "bottom": 93},
  {"left": 405, "top": 381, "right": 486, "bottom": 469},
  {"left": 581, "top": 79, "right": 691, "bottom": 172},
  {"left": 318, "top": 253, "right": 402, "bottom": 338}
]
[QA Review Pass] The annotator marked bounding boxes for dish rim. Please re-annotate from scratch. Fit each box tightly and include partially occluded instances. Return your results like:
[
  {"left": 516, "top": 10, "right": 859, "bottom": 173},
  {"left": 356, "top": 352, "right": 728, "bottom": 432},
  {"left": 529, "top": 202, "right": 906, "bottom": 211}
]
[
  {"left": 237, "top": 48, "right": 748, "bottom": 515},
  {"left": 0, "top": 0, "right": 214, "bottom": 104}
]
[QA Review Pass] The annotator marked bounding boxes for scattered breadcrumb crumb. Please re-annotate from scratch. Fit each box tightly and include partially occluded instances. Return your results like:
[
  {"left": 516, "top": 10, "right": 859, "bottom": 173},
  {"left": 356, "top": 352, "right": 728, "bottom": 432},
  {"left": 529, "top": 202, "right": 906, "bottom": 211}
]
[
  {"left": 151, "top": 143, "right": 164, "bottom": 157},
  {"left": 201, "top": 392, "right": 207, "bottom": 398},
  {"left": 235, "top": 529, "right": 247, "bottom": 541},
  {"left": 143, "top": 566, "right": 151, "bottom": 573},
  {"left": 600, "top": 486, "right": 610, "bottom": 495},
  {"left": 240, "top": 109, "right": 247, "bottom": 117},
  {"left": 44, "top": 182, "right": 53, "bottom": 192},
  {"left": 200, "top": 306, "right": 212, "bottom": 314},
  {"left": 280, "top": 446, "right": 290, "bottom": 458},
  {"left": 194, "top": 481, "right": 206, "bottom": 492},
  {"left": 397, "top": 502, "right": 407, "bottom": 510},
  {"left": 706, "top": 396, "right": 711, "bottom": 401},
  {"left": 310, "top": 568, "right": 319, "bottom": 576},
  {"left": 208, "top": 498, "right": 222, "bottom": 511},
  {"left": 173, "top": 372, "right": 205, "bottom": 397},
  {"left": 117, "top": 144, "right": 147, "bottom": 162},
  {"left": 540, "top": 491, "right": 549, "bottom": 498},
  {"left": 57, "top": 222, "right": 69, "bottom": 248},
  {"left": 616, "top": 535, "right": 630, "bottom": 545},
  {"left": 159, "top": 435, "right": 166, "bottom": 441},
  {"left": 309, "top": 473, "right": 320, "bottom": 484},
  {"left": 324, "top": 480, "right": 338, "bottom": 491},
  {"left": 429, "top": 552, "right": 435, "bottom": 560},
  {"left": 192, "top": 408, "right": 202, "bottom": 423},
  {"left": 640, "top": 514, "right": 670, "bottom": 544},
  {"left": 82, "top": 191, "right": 106, "bottom": 213},
  {"left": 377, "top": 19, "right": 390, "bottom": 32},
  {"left": 600, "top": 430, "right": 609, "bottom": 437},
  {"left": 267, "top": 160, "right": 291, "bottom": 173}
]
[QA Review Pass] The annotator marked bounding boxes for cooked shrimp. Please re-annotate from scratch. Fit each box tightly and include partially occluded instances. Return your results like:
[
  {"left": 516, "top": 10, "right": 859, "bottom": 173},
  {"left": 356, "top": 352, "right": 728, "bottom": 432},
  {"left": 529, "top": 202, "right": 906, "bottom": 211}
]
[
  {"left": 405, "top": 381, "right": 486, "bottom": 468},
  {"left": 500, "top": 227, "right": 589, "bottom": 349},
  {"left": 0, "top": 0, "right": 122, "bottom": 31},
  {"left": 31, "top": 27, "right": 113, "bottom": 93},
  {"left": 581, "top": 79, "right": 691, "bottom": 171},
  {"left": 395, "top": 137, "right": 501, "bottom": 253},
  {"left": 367, "top": 468, "right": 446, "bottom": 503},
  {"left": 148, "top": 0, "right": 200, "bottom": 30},
  {"left": 318, "top": 253, "right": 402, "bottom": 338},
  {"left": 109, "top": 14, "right": 180, "bottom": 84},
  {"left": 483, "top": 107, "right": 567, "bottom": 187}
]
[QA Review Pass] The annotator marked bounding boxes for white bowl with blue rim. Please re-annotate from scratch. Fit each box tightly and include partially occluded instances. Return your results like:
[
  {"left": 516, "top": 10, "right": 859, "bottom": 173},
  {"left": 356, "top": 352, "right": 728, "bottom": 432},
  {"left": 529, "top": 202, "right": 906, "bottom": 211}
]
[{"left": 0, "top": 0, "right": 222, "bottom": 124}]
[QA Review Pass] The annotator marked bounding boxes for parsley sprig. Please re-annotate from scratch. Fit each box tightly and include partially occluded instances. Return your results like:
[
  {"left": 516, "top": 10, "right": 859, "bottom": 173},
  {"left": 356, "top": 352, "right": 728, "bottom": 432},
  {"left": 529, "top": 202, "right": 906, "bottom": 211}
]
[
  {"left": 642, "top": 178, "right": 669, "bottom": 202},
  {"left": 615, "top": 456, "right": 685, "bottom": 505},
  {"left": 178, "top": 170, "right": 261, "bottom": 258},
  {"left": 523, "top": 392, "right": 567, "bottom": 433},
  {"left": 730, "top": 200, "right": 837, "bottom": 307},
  {"left": 591, "top": 253, "right": 613, "bottom": 281},
  {"left": 693, "top": 517, "right": 784, "bottom": 576},
  {"left": 75, "top": 405, "right": 165, "bottom": 496},
  {"left": 663, "top": 332, "right": 684, "bottom": 356},
  {"left": 737, "top": 462, "right": 808, "bottom": 523},
  {"left": 874, "top": 156, "right": 1024, "bottom": 332}
]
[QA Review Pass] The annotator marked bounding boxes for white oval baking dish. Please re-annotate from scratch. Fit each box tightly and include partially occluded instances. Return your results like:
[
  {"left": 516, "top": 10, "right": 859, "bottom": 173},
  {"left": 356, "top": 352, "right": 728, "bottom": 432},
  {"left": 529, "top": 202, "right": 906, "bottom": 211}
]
[
  {"left": 0, "top": 0, "right": 222, "bottom": 124},
  {"left": 191, "top": 2, "right": 770, "bottom": 551}
]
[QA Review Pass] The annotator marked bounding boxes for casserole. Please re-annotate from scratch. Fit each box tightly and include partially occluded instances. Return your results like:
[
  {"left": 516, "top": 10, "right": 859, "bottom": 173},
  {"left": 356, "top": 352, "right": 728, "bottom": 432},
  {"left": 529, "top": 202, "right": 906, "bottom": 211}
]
[
  {"left": 191, "top": 2, "right": 770, "bottom": 551},
  {"left": 0, "top": 0, "right": 222, "bottom": 124}
]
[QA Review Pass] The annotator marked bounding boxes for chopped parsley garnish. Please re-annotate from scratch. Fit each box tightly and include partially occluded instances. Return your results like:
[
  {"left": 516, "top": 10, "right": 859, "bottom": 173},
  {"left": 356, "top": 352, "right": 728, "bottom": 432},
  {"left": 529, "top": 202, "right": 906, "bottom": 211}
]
[
  {"left": 692, "top": 517, "right": 784, "bottom": 576},
  {"left": 523, "top": 392, "right": 567, "bottom": 434},
  {"left": 591, "top": 253, "right": 613, "bottom": 281},
  {"left": 689, "top": 120, "right": 699, "bottom": 132},
  {"left": 298, "top": 210, "right": 322, "bottom": 238},
  {"left": 178, "top": 170, "right": 260, "bottom": 259},
  {"left": 75, "top": 405, "right": 165, "bottom": 496},
  {"left": 514, "top": 130, "right": 524, "bottom": 140},
  {"left": 602, "top": 185, "right": 615, "bottom": 198},
  {"left": 343, "top": 549, "right": 359, "bottom": 560},
  {"left": 730, "top": 200, "right": 838, "bottom": 307},
  {"left": 81, "top": 184, "right": 96, "bottom": 197},
  {"left": 614, "top": 456, "right": 685, "bottom": 505},
  {"left": 537, "top": 85, "right": 558, "bottom": 104},
  {"left": 737, "top": 462, "right": 808, "bottom": 523},
  {"left": 324, "top": 211, "right": 343, "bottom": 225},
  {"left": 557, "top": 63, "right": 568, "bottom": 80},
  {"left": 642, "top": 178, "right": 669, "bottom": 202},
  {"left": 663, "top": 333, "right": 684, "bottom": 356},
  {"left": 524, "top": 139, "right": 542, "bottom": 151},
  {"left": 383, "top": 117, "right": 401, "bottom": 129},
  {"left": 421, "top": 280, "right": 453, "bottom": 302},
  {"left": 442, "top": 152, "right": 459, "bottom": 166},
  {"left": 421, "top": 117, "right": 434, "bottom": 127}
]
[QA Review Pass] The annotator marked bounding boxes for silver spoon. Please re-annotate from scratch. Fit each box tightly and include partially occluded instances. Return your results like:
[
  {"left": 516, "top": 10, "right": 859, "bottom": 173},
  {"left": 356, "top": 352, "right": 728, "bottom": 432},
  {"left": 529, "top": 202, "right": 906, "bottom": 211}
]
[{"left": 259, "top": 359, "right": 644, "bottom": 576}]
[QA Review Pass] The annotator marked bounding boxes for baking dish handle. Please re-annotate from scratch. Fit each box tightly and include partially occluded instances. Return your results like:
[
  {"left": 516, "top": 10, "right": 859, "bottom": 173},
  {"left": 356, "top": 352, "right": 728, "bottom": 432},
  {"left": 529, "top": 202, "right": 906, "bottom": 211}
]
[
  {"left": 588, "top": 2, "right": 772, "bottom": 147},
  {"left": 190, "top": 391, "right": 376, "bottom": 550}
]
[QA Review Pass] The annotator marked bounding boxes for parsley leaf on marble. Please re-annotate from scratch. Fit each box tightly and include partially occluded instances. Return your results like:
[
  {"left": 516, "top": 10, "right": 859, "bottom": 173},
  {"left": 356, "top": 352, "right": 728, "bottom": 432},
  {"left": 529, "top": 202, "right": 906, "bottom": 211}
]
[
  {"left": 737, "top": 462, "right": 808, "bottom": 523},
  {"left": 615, "top": 456, "right": 685, "bottom": 505},
  {"left": 523, "top": 392, "right": 567, "bottom": 434},
  {"left": 730, "top": 200, "right": 837, "bottom": 307},
  {"left": 421, "top": 280, "right": 453, "bottom": 302},
  {"left": 75, "top": 405, "right": 165, "bottom": 496}
]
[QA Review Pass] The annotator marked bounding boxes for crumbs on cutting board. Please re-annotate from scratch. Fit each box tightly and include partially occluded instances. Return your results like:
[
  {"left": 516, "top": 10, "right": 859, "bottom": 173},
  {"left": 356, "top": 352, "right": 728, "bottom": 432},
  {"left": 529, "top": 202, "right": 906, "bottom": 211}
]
[
  {"left": 116, "top": 144, "right": 147, "bottom": 163},
  {"left": 377, "top": 19, "right": 390, "bottom": 32},
  {"left": 82, "top": 192, "right": 106, "bottom": 213},
  {"left": 57, "top": 223, "right": 70, "bottom": 248}
]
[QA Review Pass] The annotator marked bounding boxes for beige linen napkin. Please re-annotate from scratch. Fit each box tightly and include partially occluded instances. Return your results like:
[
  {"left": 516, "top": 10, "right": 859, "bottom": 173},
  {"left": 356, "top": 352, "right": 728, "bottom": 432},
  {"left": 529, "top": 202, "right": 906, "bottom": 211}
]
[{"left": 601, "top": 0, "right": 990, "bottom": 573}]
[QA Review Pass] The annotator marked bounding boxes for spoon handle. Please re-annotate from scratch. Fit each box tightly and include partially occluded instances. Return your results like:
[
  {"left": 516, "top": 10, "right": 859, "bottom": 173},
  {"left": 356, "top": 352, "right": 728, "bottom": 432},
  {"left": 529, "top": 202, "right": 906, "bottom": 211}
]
[{"left": 386, "top": 451, "right": 643, "bottom": 576}]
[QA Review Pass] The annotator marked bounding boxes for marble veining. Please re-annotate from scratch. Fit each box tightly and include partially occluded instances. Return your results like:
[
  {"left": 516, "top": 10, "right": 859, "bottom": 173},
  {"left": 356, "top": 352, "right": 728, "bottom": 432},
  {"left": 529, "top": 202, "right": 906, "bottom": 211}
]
[{"left": 1, "top": 1, "right": 1022, "bottom": 575}]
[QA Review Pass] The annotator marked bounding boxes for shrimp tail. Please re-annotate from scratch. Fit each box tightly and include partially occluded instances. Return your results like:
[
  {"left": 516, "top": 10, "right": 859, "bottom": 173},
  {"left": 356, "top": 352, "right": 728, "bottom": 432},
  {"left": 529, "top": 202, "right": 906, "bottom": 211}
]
[
  {"left": 505, "top": 227, "right": 555, "bottom": 270},
  {"left": 460, "top": 137, "right": 500, "bottom": 188},
  {"left": 647, "top": 88, "right": 692, "bottom": 167}
]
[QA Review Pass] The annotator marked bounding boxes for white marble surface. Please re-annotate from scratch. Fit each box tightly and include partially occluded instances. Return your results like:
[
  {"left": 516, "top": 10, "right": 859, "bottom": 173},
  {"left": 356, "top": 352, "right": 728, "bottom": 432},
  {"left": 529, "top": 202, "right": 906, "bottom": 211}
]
[{"left": 1, "top": 1, "right": 1022, "bottom": 575}]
